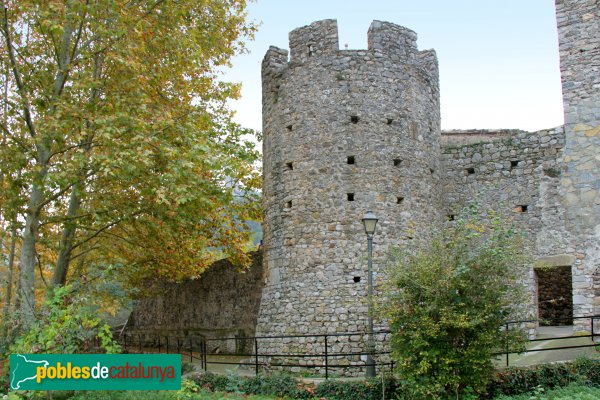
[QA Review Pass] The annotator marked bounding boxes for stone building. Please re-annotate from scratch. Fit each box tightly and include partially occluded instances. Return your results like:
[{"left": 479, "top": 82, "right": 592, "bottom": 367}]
[
  {"left": 129, "top": 0, "right": 598, "bottom": 370},
  {"left": 257, "top": 0, "right": 599, "bottom": 353}
]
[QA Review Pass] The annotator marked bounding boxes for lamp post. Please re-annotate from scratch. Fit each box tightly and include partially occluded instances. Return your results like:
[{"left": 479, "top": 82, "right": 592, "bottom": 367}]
[{"left": 362, "top": 210, "right": 378, "bottom": 378}]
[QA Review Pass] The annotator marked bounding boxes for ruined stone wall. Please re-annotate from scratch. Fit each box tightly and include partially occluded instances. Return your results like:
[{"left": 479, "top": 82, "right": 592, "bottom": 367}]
[
  {"left": 441, "top": 128, "right": 566, "bottom": 328},
  {"left": 258, "top": 19, "right": 442, "bottom": 369},
  {"left": 126, "top": 252, "right": 263, "bottom": 353}
]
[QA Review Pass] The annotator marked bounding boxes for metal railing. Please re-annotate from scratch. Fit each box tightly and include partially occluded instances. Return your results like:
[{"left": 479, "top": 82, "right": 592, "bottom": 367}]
[
  {"left": 117, "top": 330, "right": 392, "bottom": 378},
  {"left": 497, "top": 314, "right": 599, "bottom": 367},
  {"left": 114, "top": 315, "right": 599, "bottom": 378}
]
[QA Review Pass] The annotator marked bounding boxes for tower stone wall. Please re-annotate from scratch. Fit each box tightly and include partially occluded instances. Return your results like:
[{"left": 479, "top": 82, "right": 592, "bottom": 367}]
[
  {"left": 554, "top": 0, "right": 600, "bottom": 322},
  {"left": 258, "top": 20, "right": 442, "bottom": 357}
]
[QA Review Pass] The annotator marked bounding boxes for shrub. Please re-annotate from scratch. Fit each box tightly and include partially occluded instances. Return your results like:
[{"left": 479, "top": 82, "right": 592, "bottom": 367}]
[
  {"left": 1, "top": 285, "right": 121, "bottom": 393},
  {"left": 383, "top": 207, "right": 530, "bottom": 399},
  {"left": 190, "top": 372, "right": 229, "bottom": 392},
  {"left": 190, "top": 372, "right": 317, "bottom": 399},
  {"left": 8, "top": 285, "right": 121, "bottom": 355},
  {"left": 487, "top": 358, "right": 600, "bottom": 398},
  {"left": 315, "top": 377, "right": 399, "bottom": 400}
]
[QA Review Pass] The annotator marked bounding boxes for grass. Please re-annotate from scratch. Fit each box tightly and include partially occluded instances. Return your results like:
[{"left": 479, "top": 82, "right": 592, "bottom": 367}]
[{"left": 494, "top": 383, "right": 600, "bottom": 399}]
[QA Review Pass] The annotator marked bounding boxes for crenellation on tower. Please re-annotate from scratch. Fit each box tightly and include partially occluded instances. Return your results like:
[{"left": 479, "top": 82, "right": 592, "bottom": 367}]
[
  {"left": 367, "top": 20, "right": 417, "bottom": 61},
  {"left": 417, "top": 49, "right": 439, "bottom": 86},
  {"left": 289, "top": 19, "right": 339, "bottom": 62}
]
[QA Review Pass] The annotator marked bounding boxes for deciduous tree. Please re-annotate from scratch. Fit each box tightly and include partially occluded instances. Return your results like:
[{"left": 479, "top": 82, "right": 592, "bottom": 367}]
[{"left": 0, "top": 0, "right": 260, "bottom": 328}]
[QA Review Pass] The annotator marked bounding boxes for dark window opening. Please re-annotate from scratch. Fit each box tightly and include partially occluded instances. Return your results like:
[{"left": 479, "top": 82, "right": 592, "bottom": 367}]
[
  {"left": 347, "top": 156, "right": 355, "bottom": 165},
  {"left": 430, "top": 168, "right": 435, "bottom": 174},
  {"left": 350, "top": 115, "right": 359, "bottom": 124},
  {"left": 353, "top": 276, "right": 361, "bottom": 283},
  {"left": 286, "top": 162, "right": 293, "bottom": 170},
  {"left": 466, "top": 167, "right": 475, "bottom": 175},
  {"left": 308, "top": 45, "right": 313, "bottom": 57},
  {"left": 387, "top": 118, "right": 393, "bottom": 125},
  {"left": 393, "top": 158, "right": 402, "bottom": 167},
  {"left": 286, "top": 125, "right": 293, "bottom": 131},
  {"left": 285, "top": 200, "right": 292, "bottom": 209},
  {"left": 447, "top": 214, "right": 455, "bottom": 221},
  {"left": 347, "top": 193, "right": 355, "bottom": 201},
  {"left": 510, "top": 160, "right": 519, "bottom": 169},
  {"left": 514, "top": 205, "right": 529, "bottom": 213},
  {"left": 397, "top": 196, "right": 404, "bottom": 204}
]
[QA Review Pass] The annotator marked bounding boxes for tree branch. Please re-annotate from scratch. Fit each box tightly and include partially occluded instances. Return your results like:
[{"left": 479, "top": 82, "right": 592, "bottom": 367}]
[{"left": 1, "top": 0, "right": 37, "bottom": 138}]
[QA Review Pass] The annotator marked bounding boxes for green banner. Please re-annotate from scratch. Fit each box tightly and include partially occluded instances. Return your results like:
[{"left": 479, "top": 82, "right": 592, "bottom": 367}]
[{"left": 9, "top": 354, "right": 181, "bottom": 391}]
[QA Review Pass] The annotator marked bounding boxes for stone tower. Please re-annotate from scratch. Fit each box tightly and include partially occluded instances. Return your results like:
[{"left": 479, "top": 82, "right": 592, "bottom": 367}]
[
  {"left": 257, "top": 20, "right": 442, "bottom": 343},
  {"left": 555, "top": 0, "right": 600, "bottom": 232},
  {"left": 554, "top": 0, "right": 600, "bottom": 320}
]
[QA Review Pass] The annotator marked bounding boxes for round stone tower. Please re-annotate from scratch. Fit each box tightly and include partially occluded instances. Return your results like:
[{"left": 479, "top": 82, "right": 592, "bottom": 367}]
[{"left": 258, "top": 19, "right": 442, "bottom": 351}]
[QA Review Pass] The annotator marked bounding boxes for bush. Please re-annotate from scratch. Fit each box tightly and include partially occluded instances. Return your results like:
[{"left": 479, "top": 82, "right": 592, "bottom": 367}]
[
  {"left": 493, "top": 383, "right": 600, "bottom": 400},
  {"left": 383, "top": 207, "right": 530, "bottom": 399},
  {"left": 190, "top": 372, "right": 229, "bottom": 392},
  {"left": 488, "top": 358, "right": 600, "bottom": 398},
  {"left": 315, "top": 377, "right": 399, "bottom": 400},
  {"left": 8, "top": 285, "right": 121, "bottom": 355},
  {"left": 1, "top": 285, "right": 121, "bottom": 393}
]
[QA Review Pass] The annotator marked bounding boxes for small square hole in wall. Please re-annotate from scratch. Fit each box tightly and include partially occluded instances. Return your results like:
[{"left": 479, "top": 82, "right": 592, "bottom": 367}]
[
  {"left": 430, "top": 168, "right": 435, "bottom": 174},
  {"left": 397, "top": 196, "right": 404, "bottom": 204},
  {"left": 285, "top": 200, "right": 292, "bottom": 209},
  {"left": 308, "top": 44, "right": 314, "bottom": 57},
  {"left": 387, "top": 118, "right": 393, "bottom": 125},
  {"left": 393, "top": 158, "right": 402, "bottom": 167},
  {"left": 447, "top": 214, "right": 455, "bottom": 221},
  {"left": 514, "top": 205, "right": 528, "bottom": 213},
  {"left": 347, "top": 193, "right": 355, "bottom": 201},
  {"left": 286, "top": 162, "right": 293, "bottom": 170},
  {"left": 286, "top": 125, "right": 293, "bottom": 131},
  {"left": 510, "top": 160, "right": 519, "bottom": 169},
  {"left": 350, "top": 115, "right": 359, "bottom": 124},
  {"left": 353, "top": 276, "right": 361, "bottom": 283},
  {"left": 466, "top": 167, "right": 475, "bottom": 175},
  {"left": 347, "top": 156, "right": 355, "bottom": 165}
]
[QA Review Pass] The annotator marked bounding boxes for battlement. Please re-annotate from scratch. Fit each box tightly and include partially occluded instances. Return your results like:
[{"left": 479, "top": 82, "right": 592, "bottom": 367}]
[
  {"left": 289, "top": 19, "right": 339, "bottom": 62},
  {"left": 368, "top": 20, "right": 418, "bottom": 60},
  {"left": 285, "top": 19, "right": 432, "bottom": 67},
  {"left": 262, "top": 46, "right": 288, "bottom": 71}
]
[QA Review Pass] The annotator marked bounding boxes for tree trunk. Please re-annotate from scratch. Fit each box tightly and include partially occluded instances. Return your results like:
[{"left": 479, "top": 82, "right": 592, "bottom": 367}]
[
  {"left": 17, "top": 180, "right": 44, "bottom": 325},
  {"left": 52, "top": 52, "right": 100, "bottom": 287},
  {"left": 4, "top": 224, "right": 17, "bottom": 313},
  {"left": 52, "top": 183, "right": 81, "bottom": 286}
]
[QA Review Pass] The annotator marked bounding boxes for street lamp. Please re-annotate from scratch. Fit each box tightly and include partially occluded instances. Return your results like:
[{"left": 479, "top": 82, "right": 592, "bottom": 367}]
[{"left": 362, "top": 210, "right": 378, "bottom": 378}]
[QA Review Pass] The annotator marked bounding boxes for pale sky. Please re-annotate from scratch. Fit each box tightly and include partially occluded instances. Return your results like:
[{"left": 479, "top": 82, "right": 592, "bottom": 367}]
[{"left": 225, "top": 0, "right": 564, "bottom": 133}]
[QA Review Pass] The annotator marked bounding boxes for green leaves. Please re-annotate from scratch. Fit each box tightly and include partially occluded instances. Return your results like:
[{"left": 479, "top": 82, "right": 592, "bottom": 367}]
[
  {"left": 383, "top": 207, "right": 530, "bottom": 399},
  {"left": 1, "top": 0, "right": 260, "bottom": 327}
]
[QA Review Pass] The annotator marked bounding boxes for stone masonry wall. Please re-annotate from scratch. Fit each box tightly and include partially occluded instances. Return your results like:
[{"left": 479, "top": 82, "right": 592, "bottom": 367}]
[
  {"left": 258, "top": 19, "right": 442, "bottom": 372},
  {"left": 127, "top": 251, "right": 263, "bottom": 354},
  {"left": 555, "top": 0, "right": 600, "bottom": 325},
  {"left": 441, "top": 128, "right": 566, "bottom": 327}
]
